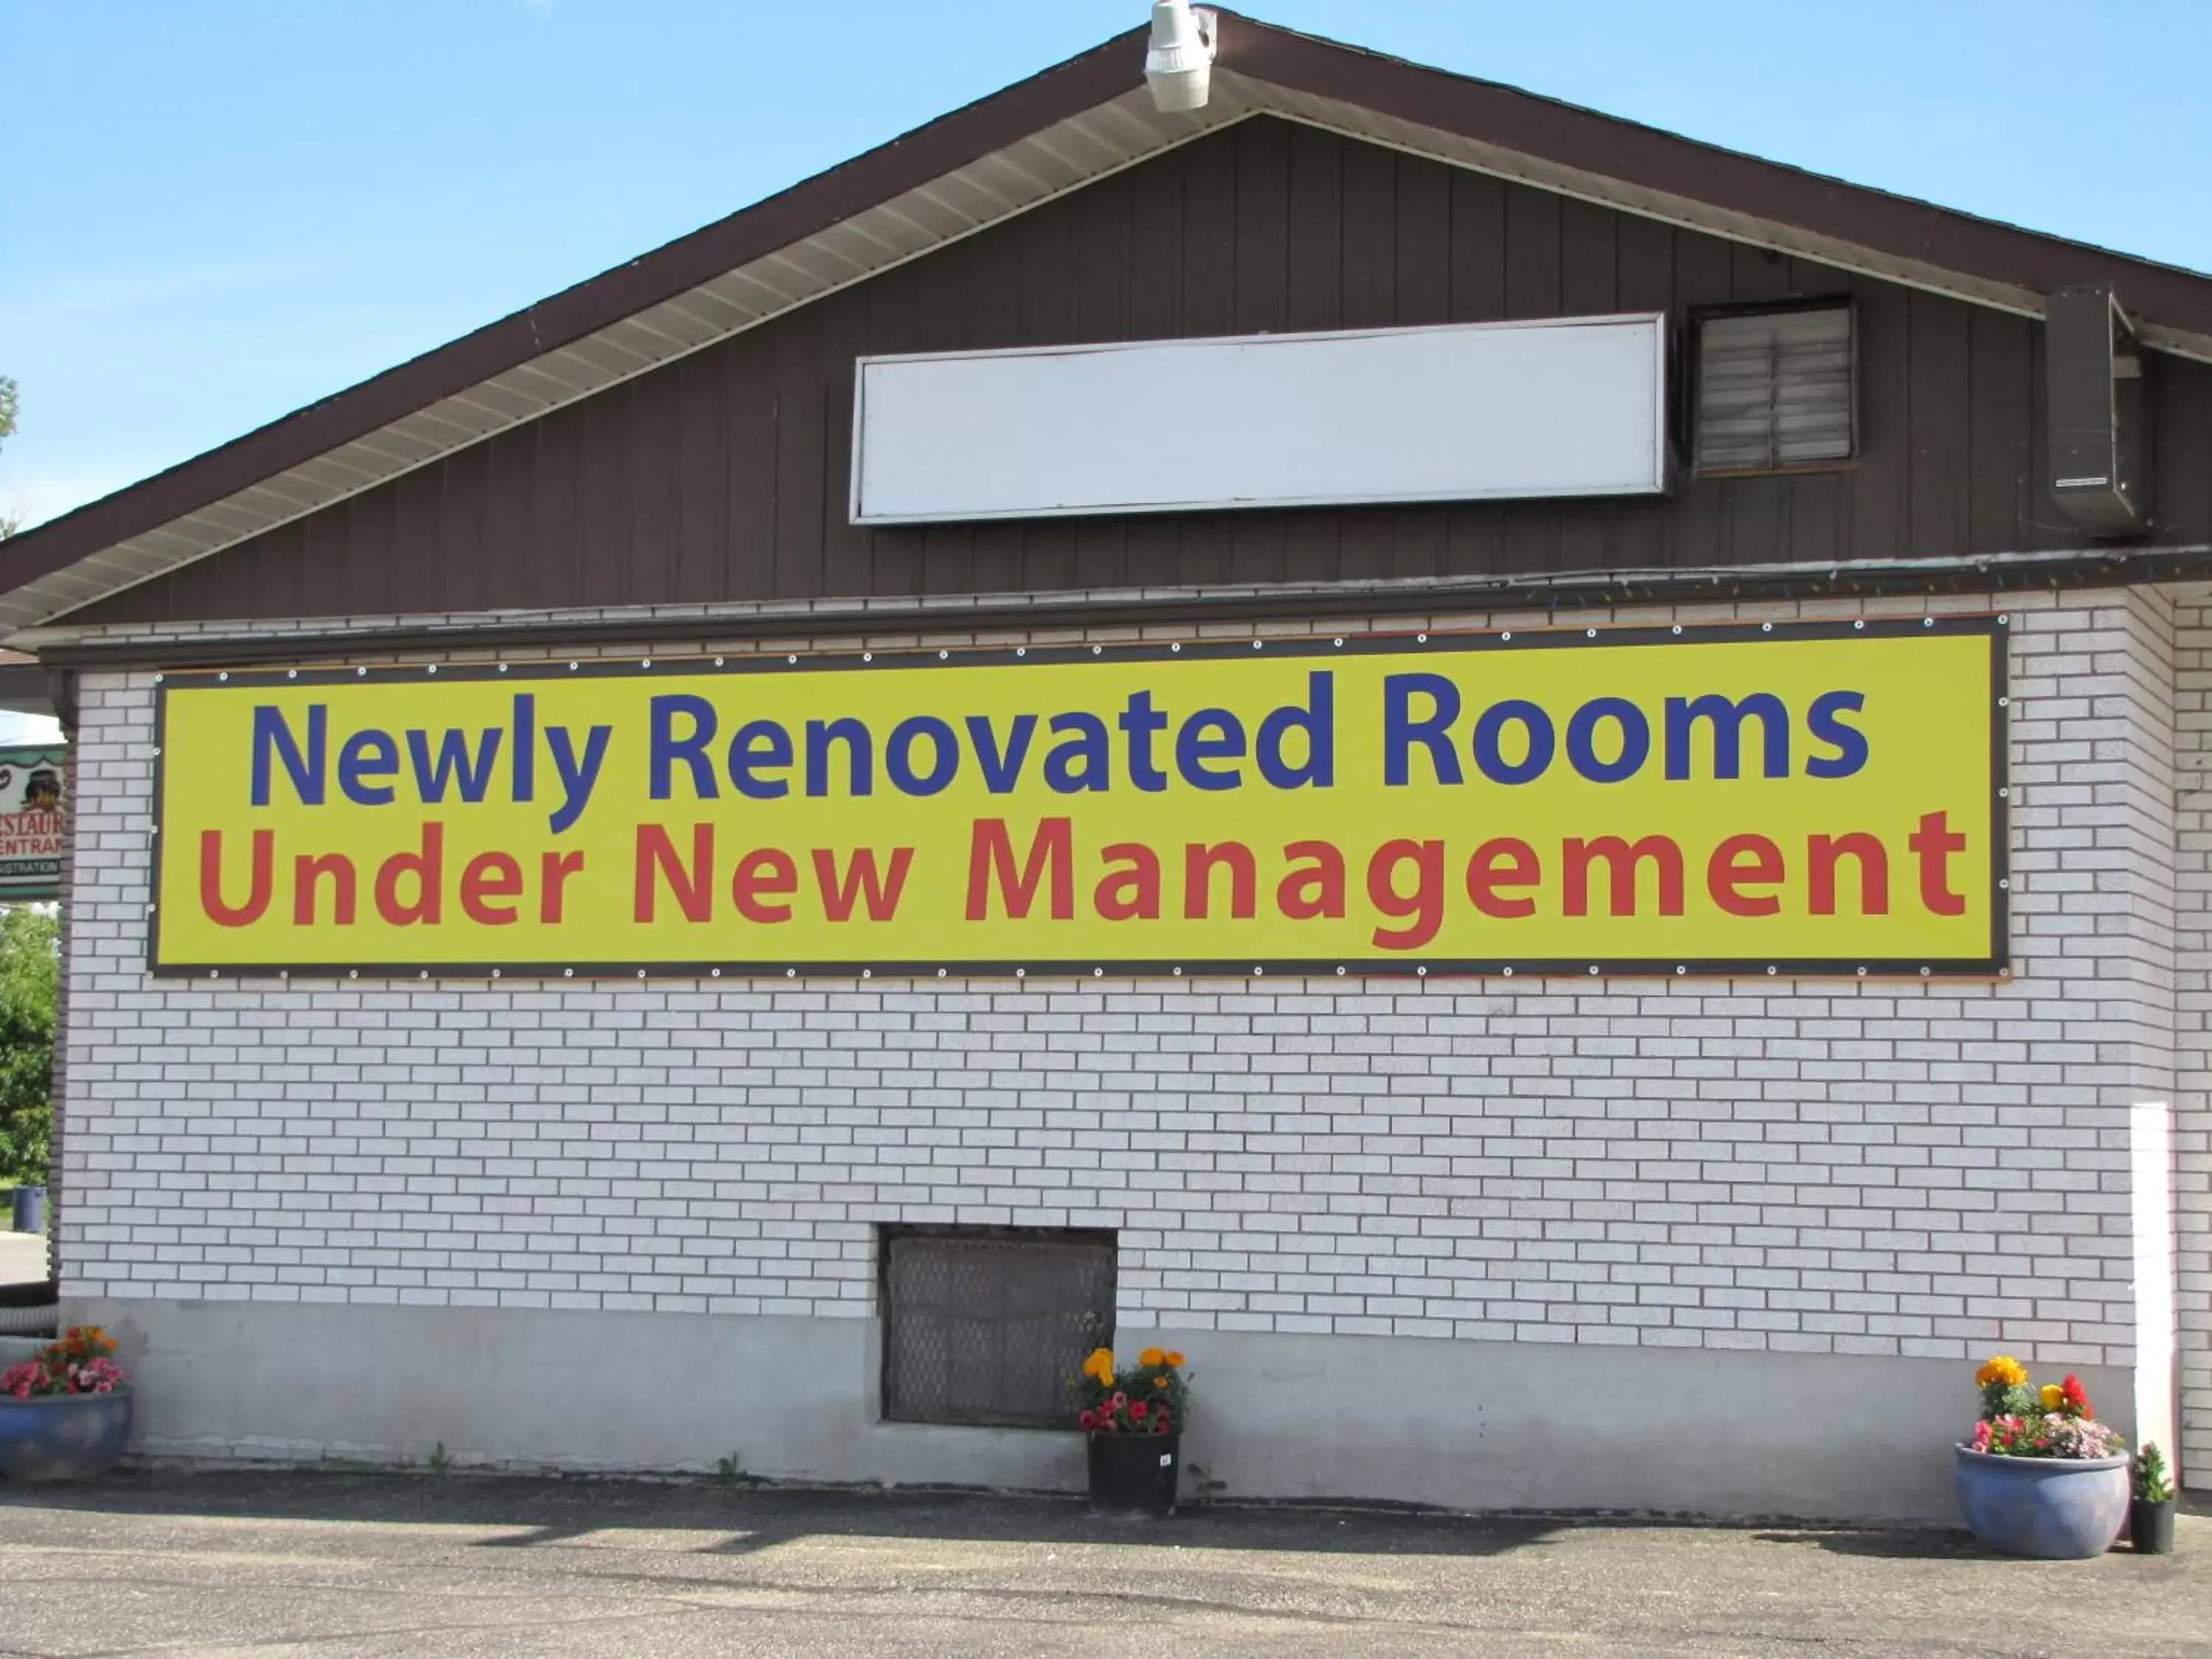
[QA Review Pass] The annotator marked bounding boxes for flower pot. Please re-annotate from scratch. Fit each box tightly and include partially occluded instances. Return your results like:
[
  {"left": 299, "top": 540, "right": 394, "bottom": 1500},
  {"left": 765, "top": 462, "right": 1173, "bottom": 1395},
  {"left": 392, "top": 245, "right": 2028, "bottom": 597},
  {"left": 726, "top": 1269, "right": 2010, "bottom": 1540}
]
[
  {"left": 0, "top": 1389, "right": 133, "bottom": 1482},
  {"left": 2131, "top": 1498, "right": 2177, "bottom": 1556},
  {"left": 9, "top": 1185, "right": 44, "bottom": 1235},
  {"left": 1086, "top": 1430, "right": 1179, "bottom": 1515},
  {"left": 1954, "top": 1446, "right": 2128, "bottom": 1559}
]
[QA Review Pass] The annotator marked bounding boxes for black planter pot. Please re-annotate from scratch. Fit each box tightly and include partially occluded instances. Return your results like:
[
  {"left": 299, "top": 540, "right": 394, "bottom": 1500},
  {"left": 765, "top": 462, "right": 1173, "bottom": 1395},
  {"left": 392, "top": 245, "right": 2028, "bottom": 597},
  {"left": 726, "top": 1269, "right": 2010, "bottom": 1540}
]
[
  {"left": 2132, "top": 1498, "right": 2177, "bottom": 1555},
  {"left": 1086, "top": 1431, "right": 1180, "bottom": 1515}
]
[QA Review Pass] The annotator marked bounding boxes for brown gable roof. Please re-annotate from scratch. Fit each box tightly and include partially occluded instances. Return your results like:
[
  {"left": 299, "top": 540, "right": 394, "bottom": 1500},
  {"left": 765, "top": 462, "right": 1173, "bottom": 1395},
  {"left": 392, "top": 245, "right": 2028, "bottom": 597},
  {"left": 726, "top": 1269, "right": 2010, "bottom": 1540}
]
[{"left": 8, "top": 10, "right": 2211, "bottom": 636}]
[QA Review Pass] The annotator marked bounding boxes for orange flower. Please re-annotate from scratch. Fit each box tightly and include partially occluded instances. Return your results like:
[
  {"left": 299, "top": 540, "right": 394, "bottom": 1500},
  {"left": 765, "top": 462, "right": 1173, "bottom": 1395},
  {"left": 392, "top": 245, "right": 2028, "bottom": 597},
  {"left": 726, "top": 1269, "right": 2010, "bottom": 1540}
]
[
  {"left": 1138, "top": 1346, "right": 1166, "bottom": 1368},
  {"left": 1164, "top": 1352, "right": 1186, "bottom": 1368},
  {"left": 1975, "top": 1355, "right": 2026, "bottom": 1390}
]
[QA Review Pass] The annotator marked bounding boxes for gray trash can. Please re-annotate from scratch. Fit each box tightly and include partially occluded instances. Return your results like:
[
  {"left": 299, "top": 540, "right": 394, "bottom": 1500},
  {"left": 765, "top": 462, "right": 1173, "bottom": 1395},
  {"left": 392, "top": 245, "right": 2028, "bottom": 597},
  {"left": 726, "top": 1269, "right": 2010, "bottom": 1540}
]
[{"left": 10, "top": 1185, "right": 45, "bottom": 1234}]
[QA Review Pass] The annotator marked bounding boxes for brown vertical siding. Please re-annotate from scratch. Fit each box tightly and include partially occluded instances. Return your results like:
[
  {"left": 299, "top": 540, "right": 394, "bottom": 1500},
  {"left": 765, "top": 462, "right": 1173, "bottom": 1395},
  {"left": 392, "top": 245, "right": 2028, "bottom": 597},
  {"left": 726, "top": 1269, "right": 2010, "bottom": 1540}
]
[{"left": 63, "top": 117, "right": 2212, "bottom": 631}]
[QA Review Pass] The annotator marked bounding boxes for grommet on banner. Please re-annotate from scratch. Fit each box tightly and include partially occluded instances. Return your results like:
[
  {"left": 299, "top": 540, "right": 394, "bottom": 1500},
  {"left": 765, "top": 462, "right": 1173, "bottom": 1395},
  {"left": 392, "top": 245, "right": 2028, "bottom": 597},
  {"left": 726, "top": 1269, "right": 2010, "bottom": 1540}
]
[
  {"left": 936, "top": 968, "right": 947, "bottom": 978},
  {"left": 1587, "top": 965, "right": 1599, "bottom": 975},
  {"left": 287, "top": 669, "right": 299, "bottom": 679},
  {"left": 1170, "top": 642, "right": 1181, "bottom": 653},
  {"left": 1500, "top": 631, "right": 1513, "bottom": 641},
  {"left": 709, "top": 968, "right": 720, "bottom": 978},
  {"left": 1853, "top": 619, "right": 1865, "bottom": 630},
  {"left": 1417, "top": 633, "right": 1429, "bottom": 644},
  {"left": 1253, "top": 966, "right": 1265, "bottom": 975},
  {"left": 1856, "top": 967, "right": 1868, "bottom": 978},
  {"left": 563, "top": 968, "right": 574, "bottom": 978},
  {"left": 1416, "top": 966, "right": 1427, "bottom": 977},
  {"left": 1585, "top": 628, "right": 1596, "bottom": 639},
  {"left": 218, "top": 671, "right": 229, "bottom": 681},
  {"left": 1919, "top": 966, "right": 1932, "bottom": 977},
  {"left": 1172, "top": 967, "right": 1183, "bottom": 977},
  {"left": 938, "top": 650, "right": 948, "bottom": 660},
  {"left": 1015, "top": 968, "right": 1026, "bottom": 978},
  {"left": 1760, "top": 622, "right": 1773, "bottom": 633},
  {"left": 1501, "top": 966, "right": 1514, "bottom": 977},
  {"left": 1251, "top": 639, "right": 1263, "bottom": 650},
  {"left": 426, "top": 665, "right": 438, "bottom": 675},
  {"left": 498, "top": 664, "right": 509, "bottom": 673},
  {"left": 1671, "top": 625, "right": 1682, "bottom": 636}
]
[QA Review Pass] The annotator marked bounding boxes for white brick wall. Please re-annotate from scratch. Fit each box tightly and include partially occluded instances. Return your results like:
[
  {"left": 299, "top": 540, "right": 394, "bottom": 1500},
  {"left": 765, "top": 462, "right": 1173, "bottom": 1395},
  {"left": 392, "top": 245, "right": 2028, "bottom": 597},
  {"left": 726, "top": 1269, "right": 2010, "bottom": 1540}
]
[
  {"left": 54, "top": 590, "right": 2192, "bottom": 1394},
  {"left": 2170, "top": 585, "right": 2212, "bottom": 1476}
]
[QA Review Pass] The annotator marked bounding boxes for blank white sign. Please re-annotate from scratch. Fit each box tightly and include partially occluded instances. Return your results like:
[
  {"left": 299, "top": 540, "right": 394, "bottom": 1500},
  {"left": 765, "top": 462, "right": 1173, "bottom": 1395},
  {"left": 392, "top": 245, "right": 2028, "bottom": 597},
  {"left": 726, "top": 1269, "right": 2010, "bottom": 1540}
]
[{"left": 850, "top": 313, "right": 1667, "bottom": 525}]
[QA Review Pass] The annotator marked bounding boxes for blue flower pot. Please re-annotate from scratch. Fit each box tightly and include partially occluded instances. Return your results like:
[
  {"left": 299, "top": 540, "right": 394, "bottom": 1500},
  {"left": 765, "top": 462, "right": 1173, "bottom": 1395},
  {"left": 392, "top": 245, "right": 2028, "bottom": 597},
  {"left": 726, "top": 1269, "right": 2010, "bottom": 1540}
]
[
  {"left": 0, "top": 1390, "right": 133, "bottom": 1481},
  {"left": 1954, "top": 1445, "right": 2129, "bottom": 1558}
]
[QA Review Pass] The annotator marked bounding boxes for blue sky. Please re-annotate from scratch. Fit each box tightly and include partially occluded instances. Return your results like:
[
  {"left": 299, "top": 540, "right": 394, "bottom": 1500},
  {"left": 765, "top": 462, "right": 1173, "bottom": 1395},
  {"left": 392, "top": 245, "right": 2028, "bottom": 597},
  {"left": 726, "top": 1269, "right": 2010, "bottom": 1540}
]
[{"left": 3, "top": 0, "right": 2211, "bottom": 537}]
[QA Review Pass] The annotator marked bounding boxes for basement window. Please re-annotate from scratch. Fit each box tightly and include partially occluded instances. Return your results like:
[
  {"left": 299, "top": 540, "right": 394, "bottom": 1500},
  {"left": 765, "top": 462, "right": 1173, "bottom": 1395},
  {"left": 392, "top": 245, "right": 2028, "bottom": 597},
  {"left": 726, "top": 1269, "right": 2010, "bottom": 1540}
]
[
  {"left": 1693, "top": 302, "right": 1855, "bottom": 473},
  {"left": 880, "top": 1227, "right": 1116, "bottom": 1429}
]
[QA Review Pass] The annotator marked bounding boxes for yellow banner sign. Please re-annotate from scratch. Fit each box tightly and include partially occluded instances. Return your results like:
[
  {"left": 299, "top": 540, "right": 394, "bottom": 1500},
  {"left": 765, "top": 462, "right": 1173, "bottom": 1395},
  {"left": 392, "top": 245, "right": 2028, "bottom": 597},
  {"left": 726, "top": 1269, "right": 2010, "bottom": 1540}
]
[{"left": 151, "top": 620, "right": 2006, "bottom": 977}]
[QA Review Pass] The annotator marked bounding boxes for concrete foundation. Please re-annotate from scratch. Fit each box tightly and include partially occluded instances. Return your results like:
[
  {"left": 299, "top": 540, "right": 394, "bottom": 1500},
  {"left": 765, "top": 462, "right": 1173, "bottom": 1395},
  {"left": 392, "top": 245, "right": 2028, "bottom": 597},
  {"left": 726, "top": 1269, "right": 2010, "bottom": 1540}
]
[{"left": 79, "top": 1296, "right": 2132, "bottom": 1523}]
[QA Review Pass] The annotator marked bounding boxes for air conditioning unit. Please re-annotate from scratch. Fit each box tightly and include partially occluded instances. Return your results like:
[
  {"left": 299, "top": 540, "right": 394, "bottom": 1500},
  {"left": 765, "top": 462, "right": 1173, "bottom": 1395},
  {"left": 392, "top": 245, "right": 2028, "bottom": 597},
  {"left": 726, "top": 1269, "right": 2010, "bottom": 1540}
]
[{"left": 2045, "top": 284, "right": 2150, "bottom": 538}]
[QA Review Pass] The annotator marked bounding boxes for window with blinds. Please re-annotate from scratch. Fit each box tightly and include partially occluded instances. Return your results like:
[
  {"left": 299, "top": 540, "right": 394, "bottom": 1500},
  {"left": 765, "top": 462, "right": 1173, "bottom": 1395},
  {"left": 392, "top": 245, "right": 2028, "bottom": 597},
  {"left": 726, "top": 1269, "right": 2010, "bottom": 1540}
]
[
  {"left": 1693, "top": 303, "right": 1855, "bottom": 473},
  {"left": 881, "top": 1227, "right": 1116, "bottom": 1428}
]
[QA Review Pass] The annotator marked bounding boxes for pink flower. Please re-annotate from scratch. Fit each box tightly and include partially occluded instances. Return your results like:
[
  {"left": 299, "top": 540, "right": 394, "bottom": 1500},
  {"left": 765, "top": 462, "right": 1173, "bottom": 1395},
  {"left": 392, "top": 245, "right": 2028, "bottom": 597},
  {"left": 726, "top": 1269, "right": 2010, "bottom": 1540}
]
[
  {"left": 1968, "top": 1420, "right": 1992, "bottom": 1453},
  {"left": 1110, "top": 1392, "right": 1127, "bottom": 1411},
  {"left": 1078, "top": 1410, "right": 1097, "bottom": 1431}
]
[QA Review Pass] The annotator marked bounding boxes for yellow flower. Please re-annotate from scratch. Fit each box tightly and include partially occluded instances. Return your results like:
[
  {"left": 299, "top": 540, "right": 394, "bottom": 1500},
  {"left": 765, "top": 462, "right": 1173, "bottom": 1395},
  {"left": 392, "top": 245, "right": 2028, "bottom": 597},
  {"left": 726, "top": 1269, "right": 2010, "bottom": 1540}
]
[
  {"left": 1165, "top": 1352, "right": 1186, "bottom": 1368},
  {"left": 2041, "top": 1383, "right": 2065, "bottom": 1411},
  {"left": 1975, "top": 1355, "right": 2027, "bottom": 1390},
  {"left": 1082, "top": 1348, "right": 1115, "bottom": 1384},
  {"left": 1138, "top": 1346, "right": 1166, "bottom": 1368}
]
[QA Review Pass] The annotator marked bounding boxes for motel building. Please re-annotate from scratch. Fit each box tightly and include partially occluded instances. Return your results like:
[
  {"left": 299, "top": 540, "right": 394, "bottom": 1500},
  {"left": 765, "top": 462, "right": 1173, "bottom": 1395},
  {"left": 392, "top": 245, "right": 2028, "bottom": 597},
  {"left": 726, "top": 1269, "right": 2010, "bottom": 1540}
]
[{"left": 5, "top": 9, "right": 2212, "bottom": 1523}]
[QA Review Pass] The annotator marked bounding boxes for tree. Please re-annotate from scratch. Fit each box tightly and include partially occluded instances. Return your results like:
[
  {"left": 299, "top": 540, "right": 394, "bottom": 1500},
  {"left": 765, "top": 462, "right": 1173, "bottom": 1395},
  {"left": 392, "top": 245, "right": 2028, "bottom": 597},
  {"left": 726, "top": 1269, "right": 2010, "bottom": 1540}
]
[
  {"left": 0, "top": 375, "right": 18, "bottom": 539},
  {"left": 0, "top": 906, "right": 58, "bottom": 1185}
]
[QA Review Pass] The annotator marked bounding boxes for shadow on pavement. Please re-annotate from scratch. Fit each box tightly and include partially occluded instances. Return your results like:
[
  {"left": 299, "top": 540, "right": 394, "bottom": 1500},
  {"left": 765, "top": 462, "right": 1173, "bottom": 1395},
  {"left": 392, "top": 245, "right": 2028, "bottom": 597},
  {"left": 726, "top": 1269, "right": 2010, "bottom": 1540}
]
[
  {"left": 0, "top": 1468, "right": 1750, "bottom": 1562},
  {"left": 1750, "top": 1528, "right": 1986, "bottom": 1560}
]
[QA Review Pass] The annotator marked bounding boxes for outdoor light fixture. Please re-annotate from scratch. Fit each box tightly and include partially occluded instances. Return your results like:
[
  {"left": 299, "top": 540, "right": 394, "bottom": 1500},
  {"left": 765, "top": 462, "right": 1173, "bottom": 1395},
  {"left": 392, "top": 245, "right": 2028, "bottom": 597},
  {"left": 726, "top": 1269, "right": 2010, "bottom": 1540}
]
[{"left": 1144, "top": 1, "right": 1216, "bottom": 113}]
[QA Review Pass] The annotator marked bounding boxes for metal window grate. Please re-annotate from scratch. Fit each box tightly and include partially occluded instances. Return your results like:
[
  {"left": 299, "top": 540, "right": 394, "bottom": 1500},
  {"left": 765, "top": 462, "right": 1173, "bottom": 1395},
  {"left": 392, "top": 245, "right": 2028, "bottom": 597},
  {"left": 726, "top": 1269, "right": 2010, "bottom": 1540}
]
[
  {"left": 881, "top": 1228, "right": 1116, "bottom": 1428},
  {"left": 1694, "top": 303, "right": 1854, "bottom": 472}
]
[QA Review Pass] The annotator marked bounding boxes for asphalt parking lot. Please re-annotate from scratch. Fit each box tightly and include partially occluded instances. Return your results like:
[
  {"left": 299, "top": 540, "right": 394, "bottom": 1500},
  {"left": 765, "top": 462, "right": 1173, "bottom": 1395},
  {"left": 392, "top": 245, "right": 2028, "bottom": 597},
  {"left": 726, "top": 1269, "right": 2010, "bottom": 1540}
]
[
  {"left": 0, "top": 1226, "right": 47, "bottom": 1284},
  {"left": 2, "top": 1472, "right": 2207, "bottom": 1657}
]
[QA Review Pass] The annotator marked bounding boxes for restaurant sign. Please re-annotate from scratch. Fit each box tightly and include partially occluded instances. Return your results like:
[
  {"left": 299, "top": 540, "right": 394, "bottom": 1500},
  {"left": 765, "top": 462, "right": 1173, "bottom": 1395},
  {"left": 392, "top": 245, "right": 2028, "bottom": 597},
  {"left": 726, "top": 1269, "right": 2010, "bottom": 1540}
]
[
  {"left": 0, "top": 745, "right": 68, "bottom": 903},
  {"left": 150, "top": 619, "right": 2006, "bottom": 978}
]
